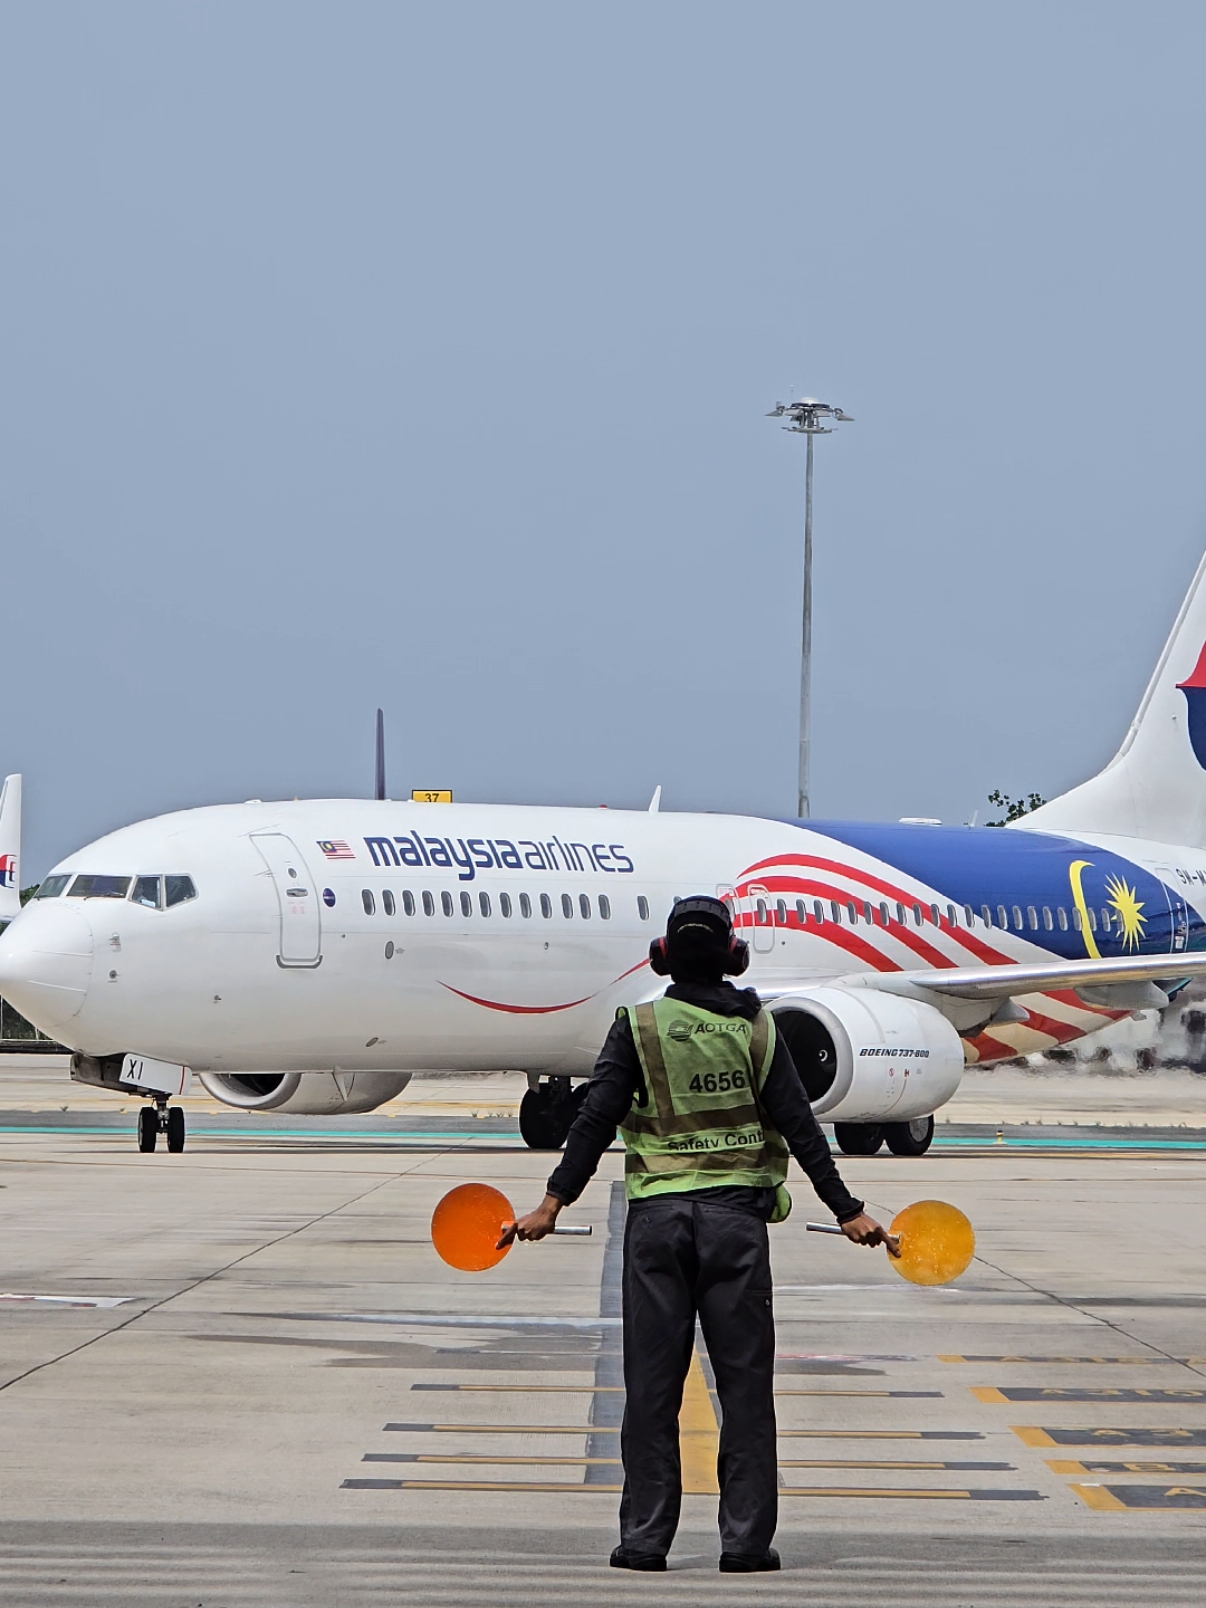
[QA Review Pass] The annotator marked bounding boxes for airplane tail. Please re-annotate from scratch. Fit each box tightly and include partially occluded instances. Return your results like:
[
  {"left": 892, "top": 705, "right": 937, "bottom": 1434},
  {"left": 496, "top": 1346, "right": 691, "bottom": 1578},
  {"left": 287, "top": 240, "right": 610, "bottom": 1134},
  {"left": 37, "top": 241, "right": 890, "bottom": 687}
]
[
  {"left": 1020, "top": 550, "right": 1206, "bottom": 849},
  {"left": 0, "top": 774, "right": 22, "bottom": 922}
]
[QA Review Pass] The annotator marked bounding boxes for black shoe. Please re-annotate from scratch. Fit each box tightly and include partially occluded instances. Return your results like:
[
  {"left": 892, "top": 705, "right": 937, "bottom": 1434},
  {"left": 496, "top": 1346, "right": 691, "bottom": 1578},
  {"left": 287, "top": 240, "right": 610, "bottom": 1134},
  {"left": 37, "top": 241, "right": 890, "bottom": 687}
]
[
  {"left": 719, "top": 1548, "right": 780, "bottom": 1573},
  {"left": 610, "top": 1547, "right": 667, "bottom": 1572}
]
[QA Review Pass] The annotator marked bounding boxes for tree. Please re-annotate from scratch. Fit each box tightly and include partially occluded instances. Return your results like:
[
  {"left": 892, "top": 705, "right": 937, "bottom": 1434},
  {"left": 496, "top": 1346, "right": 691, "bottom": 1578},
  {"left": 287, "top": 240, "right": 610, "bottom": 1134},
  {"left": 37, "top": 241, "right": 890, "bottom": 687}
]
[{"left": 986, "top": 789, "right": 1046, "bottom": 827}]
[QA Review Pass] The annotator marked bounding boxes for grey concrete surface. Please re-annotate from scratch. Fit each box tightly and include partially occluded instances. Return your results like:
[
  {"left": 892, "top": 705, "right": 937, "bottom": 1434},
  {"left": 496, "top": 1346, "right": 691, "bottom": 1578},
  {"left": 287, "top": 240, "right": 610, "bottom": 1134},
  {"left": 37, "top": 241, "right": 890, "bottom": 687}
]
[{"left": 3, "top": 1112, "right": 1206, "bottom": 1605}]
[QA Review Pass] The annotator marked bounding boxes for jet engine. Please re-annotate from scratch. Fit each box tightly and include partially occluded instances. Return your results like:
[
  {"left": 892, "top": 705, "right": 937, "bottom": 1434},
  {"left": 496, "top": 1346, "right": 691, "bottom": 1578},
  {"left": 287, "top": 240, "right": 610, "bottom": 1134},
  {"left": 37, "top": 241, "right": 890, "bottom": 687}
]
[
  {"left": 197, "top": 1070, "right": 412, "bottom": 1114},
  {"left": 767, "top": 986, "right": 964, "bottom": 1124}
]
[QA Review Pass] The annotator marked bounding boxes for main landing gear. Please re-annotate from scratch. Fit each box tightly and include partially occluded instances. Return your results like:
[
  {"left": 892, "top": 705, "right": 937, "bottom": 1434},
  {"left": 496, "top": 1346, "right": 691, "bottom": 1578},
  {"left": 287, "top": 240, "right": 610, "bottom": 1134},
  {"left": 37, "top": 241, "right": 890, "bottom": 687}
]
[
  {"left": 137, "top": 1099, "right": 187, "bottom": 1154},
  {"left": 519, "top": 1076, "right": 588, "bottom": 1150},
  {"left": 833, "top": 1115, "right": 934, "bottom": 1158}
]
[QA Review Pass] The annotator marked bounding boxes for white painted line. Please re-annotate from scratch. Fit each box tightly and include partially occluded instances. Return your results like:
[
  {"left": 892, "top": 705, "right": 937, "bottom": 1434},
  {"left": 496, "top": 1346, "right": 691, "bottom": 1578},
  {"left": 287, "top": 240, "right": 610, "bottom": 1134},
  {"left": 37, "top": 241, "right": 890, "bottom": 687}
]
[{"left": 0, "top": 1293, "right": 133, "bottom": 1308}]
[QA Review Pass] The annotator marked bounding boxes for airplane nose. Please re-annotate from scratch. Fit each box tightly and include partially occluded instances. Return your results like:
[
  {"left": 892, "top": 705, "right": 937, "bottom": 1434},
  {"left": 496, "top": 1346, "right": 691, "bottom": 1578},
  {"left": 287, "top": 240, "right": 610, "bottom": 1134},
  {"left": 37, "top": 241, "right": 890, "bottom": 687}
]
[{"left": 0, "top": 903, "right": 93, "bottom": 1031}]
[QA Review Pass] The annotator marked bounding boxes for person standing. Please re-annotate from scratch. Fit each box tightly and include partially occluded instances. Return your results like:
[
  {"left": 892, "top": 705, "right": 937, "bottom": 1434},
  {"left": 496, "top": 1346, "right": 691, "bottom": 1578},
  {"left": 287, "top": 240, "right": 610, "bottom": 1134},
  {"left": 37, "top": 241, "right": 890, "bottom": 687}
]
[{"left": 501, "top": 895, "right": 896, "bottom": 1573}]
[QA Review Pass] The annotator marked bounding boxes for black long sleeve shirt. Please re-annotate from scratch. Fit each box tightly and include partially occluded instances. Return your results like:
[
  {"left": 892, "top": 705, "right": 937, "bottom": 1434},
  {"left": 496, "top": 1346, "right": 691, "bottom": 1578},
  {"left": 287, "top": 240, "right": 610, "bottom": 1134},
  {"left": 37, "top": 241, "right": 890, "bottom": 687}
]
[{"left": 546, "top": 979, "right": 865, "bottom": 1223}]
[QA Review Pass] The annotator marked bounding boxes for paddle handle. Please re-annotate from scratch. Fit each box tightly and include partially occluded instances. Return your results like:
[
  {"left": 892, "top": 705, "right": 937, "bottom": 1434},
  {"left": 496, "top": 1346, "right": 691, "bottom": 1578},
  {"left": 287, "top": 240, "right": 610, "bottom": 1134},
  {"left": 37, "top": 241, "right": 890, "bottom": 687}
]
[
  {"left": 552, "top": 1224, "right": 592, "bottom": 1236},
  {"left": 805, "top": 1221, "right": 845, "bottom": 1235}
]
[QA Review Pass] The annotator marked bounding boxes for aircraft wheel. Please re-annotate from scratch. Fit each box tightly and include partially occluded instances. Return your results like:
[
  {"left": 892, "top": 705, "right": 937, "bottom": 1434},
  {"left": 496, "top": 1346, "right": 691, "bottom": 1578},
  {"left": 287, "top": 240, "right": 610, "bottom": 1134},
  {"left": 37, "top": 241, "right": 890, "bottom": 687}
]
[
  {"left": 166, "top": 1106, "right": 186, "bottom": 1153},
  {"left": 884, "top": 1115, "right": 934, "bottom": 1156},
  {"left": 833, "top": 1122, "right": 884, "bottom": 1156},
  {"left": 137, "top": 1106, "right": 158, "bottom": 1153},
  {"left": 519, "top": 1084, "right": 578, "bottom": 1151}
]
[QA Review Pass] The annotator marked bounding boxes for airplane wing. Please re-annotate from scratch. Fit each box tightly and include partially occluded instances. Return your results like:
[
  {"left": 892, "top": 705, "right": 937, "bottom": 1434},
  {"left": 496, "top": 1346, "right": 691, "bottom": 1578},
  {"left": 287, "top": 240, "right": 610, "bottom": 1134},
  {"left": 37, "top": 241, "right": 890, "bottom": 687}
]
[{"left": 882, "top": 950, "right": 1206, "bottom": 1002}]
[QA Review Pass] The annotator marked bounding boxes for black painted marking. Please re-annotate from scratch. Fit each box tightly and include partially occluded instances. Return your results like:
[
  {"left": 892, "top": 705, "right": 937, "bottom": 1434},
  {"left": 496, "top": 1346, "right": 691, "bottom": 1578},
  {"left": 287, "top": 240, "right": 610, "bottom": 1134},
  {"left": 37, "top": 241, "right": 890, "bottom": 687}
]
[
  {"left": 988, "top": 1388, "right": 1206, "bottom": 1403},
  {"left": 1053, "top": 1460, "right": 1206, "bottom": 1475},
  {"left": 1017, "top": 1427, "right": 1206, "bottom": 1448},
  {"left": 383, "top": 1421, "right": 984, "bottom": 1440},
  {"left": 341, "top": 1478, "right": 1042, "bottom": 1500},
  {"left": 1075, "top": 1483, "right": 1206, "bottom": 1511}
]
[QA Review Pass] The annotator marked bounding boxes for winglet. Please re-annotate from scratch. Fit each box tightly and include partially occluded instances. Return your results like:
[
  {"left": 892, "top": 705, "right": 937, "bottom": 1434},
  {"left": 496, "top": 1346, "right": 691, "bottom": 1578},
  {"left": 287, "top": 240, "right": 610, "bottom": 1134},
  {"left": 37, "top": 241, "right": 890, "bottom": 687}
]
[
  {"left": 0, "top": 774, "right": 22, "bottom": 922},
  {"left": 648, "top": 785, "right": 662, "bottom": 814}
]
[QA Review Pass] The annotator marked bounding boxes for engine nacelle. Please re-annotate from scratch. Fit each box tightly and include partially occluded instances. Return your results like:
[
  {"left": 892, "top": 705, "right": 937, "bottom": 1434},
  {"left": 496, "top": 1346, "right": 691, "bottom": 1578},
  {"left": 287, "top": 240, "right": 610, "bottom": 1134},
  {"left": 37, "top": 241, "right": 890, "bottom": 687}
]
[
  {"left": 767, "top": 987, "right": 964, "bottom": 1123},
  {"left": 198, "top": 1070, "right": 412, "bottom": 1114}
]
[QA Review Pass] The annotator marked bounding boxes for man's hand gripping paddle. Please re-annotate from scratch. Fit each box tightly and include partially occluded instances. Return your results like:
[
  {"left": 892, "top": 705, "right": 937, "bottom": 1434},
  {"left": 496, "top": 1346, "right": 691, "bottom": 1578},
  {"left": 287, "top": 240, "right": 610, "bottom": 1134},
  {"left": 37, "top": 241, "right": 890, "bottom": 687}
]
[
  {"left": 808, "top": 1199, "right": 975, "bottom": 1285},
  {"left": 431, "top": 1182, "right": 591, "bottom": 1273}
]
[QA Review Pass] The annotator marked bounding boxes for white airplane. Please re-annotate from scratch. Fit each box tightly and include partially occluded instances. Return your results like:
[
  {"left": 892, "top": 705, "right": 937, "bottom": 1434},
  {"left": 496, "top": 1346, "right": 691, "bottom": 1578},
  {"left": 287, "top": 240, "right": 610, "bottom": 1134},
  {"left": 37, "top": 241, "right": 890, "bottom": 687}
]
[{"left": 5, "top": 552, "right": 1206, "bottom": 1158}]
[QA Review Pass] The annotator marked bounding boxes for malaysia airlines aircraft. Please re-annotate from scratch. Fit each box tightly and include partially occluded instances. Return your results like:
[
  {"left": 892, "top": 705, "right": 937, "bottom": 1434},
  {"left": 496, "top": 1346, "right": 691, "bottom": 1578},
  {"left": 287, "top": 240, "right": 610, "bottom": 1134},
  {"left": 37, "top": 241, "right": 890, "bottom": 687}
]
[{"left": 5, "top": 553, "right": 1206, "bottom": 1157}]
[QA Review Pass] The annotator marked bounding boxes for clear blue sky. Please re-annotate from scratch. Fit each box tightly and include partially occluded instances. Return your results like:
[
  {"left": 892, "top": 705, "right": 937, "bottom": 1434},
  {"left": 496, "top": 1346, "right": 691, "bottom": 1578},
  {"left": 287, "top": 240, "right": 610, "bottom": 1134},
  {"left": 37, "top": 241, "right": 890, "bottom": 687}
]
[{"left": 4, "top": 3, "right": 1206, "bottom": 876}]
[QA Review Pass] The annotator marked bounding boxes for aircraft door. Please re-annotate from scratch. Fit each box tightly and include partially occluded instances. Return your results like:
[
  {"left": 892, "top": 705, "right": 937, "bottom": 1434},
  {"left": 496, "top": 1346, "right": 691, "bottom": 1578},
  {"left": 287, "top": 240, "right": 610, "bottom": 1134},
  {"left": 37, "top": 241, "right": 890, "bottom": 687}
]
[
  {"left": 251, "top": 833, "right": 323, "bottom": 967},
  {"left": 1155, "top": 866, "right": 1189, "bottom": 954},
  {"left": 746, "top": 882, "right": 776, "bottom": 954}
]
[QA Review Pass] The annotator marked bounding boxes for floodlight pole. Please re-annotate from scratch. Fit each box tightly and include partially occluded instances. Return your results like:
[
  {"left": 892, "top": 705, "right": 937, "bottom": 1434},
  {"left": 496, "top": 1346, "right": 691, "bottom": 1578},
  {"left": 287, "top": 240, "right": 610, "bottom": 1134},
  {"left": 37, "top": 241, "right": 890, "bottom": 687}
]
[{"left": 766, "top": 398, "right": 852, "bottom": 819}]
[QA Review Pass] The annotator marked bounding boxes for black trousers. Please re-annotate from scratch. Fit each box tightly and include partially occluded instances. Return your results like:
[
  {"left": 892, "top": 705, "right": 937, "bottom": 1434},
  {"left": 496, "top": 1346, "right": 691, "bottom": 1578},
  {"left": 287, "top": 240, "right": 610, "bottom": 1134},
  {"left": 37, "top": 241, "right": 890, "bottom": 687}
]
[{"left": 619, "top": 1195, "right": 777, "bottom": 1557}]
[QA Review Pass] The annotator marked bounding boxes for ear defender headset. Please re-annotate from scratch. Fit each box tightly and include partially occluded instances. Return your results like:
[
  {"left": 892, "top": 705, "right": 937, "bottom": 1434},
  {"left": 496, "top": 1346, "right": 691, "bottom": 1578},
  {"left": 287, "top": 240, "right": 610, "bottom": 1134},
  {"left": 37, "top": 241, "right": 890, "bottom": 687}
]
[{"left": 648, "top": 895, "right": 750, "bottom": 977}]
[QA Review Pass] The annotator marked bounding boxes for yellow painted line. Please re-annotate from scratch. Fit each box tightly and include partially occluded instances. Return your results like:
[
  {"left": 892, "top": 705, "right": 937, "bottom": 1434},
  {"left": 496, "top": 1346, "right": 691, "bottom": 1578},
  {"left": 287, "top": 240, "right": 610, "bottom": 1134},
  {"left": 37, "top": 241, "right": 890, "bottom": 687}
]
[
  {"left": 401, "top": 1455, "right": 620, "bottom": 1466},
  {"left": 678, "top": 1350, "right": 720, "bottom": 1495},
  {"left": 1070, "top": 1484, "right": 1128, "bottom": 1511},
  {"left": 1048, "top": 1461, "right": 1090, "bottom": 1475},
  {"left": 385, "top": 1422, "right": 953, "bottom": 1440},
  {"left": 971, "top": 1387, "right": 1010, "bottom": 1404},
  {"left": 779, "top": 1487, "right": 975, "bottom": 1500},
  {"left": 417, "top": 1384, "right": 924, "bottom": 1398},
  {"left": 354, "top": 1480, "right": 624, "bottom": 1492},
  {"left": 1012, "top": 1427, "right": 1058, "bottom": 1447}
]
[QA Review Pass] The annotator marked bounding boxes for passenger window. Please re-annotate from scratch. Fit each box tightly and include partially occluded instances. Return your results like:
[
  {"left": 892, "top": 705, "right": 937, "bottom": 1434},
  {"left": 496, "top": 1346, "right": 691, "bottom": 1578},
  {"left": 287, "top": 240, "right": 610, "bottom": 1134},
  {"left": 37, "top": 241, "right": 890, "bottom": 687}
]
[
  {"left": 776, "top": 899, "right": 787, "bottom": 925},
  {"left": 164, "top": 875, "right": 196, "bottom": 908},
  {"left": 797, "top": 899, "right": 808, "bottom": 924},
  {"left": 880, "top": 902, "right": 890, "bottom": 926},
  {"left": 831, "top": 901, "right": 841, "bottom": 923},
  {"left": 755, "top": 899, "right": 768, "bottom": 925},
  {"left": 500, "top": 892, "right": 512, "bottom": 918},
  {"left": 637, "top": 896, "right": 650, "bottom": 921},
  {"left": 1057, "top": 907, "right": 1068, "bottom": 930},
  {"left": 460, "top": 891, "right": 472, "bottom": 917},
  {"left": 947, "top": 904, "right": 957, "bottom": 927},
  {"left": 997, "top": 905, "right": 1008, "bottom": 928},
  {"left": 579, "top": 894, "right": 591, "bottom": 919},
  {"left": 1088, "top": 907, "right": 1097, "bottom": 932},
  {"left": 847, "top": 902, "right": 858, "bottom": 924},
  {"left": 441, "top": 891, "right": 454, "bottom": 917},
  {"left": 479, "top": 891, "right": 491, "bottom": 917},
  {"left": 1042, "top": 907, "right": 1053, "bottom": 930},
  {"left": 1012, "top": 906, "right": 1023, "bottom": 930},
  {"left": 383, "top": 890, "right": 396, "bottom": 917},
  {"left": 131, "top": 876, "right": 161, "bottom": 909},
  {"left": 403, "top": 890, "right": 415, "bottom": 916},
  {"left": 896, "top": 902, "right": 906, "bottom": 925},
  {"left": 422, "top": 891, "right": 435, "bottom": 916},
  {"left": 599, "top": 894, "right": 611, "bottom": 919},
  {"left": 982, "top": 905, "right": 993, "bottom": 927},
  {"left": 34, "top": 874, "right": 70, "bottom": 899},
  {"left": 520, "top": 892, "right": 532, "bottom": 918},
  {"left": 1027, "top": 906, "right": 1038, "bottom": 930},
  {"left": 541, "top": 893, "right": 553, "bottom": 918},
  {"left": 69, "top": 875, "right": 132, "bottom": 899},
  {"left": 1100, "top": 908, "right": 1111, "bottom": 932},
  {"left": 1072, "top": 906, "right": 1083, "bottom": 931},
  {"left": 814, "top": 899, "right": 825, "bottom": 923},
  {"left": 863, "top": 901, "right": 874, "bottom": 924},
  {"left": 964, "top": 905, "right": 974, "bottom": 927},
  {"left": 913, "top": 904, "right": 923, "bottom": 926},
  {"left": 930, "top": 903, "right": 940, "bottom": 926},
  {"left": 362, "top": 890, "right": 376, "bottom": 915},
  {"left": 561, "top": 893, "right": 573, "bottom": 918}
]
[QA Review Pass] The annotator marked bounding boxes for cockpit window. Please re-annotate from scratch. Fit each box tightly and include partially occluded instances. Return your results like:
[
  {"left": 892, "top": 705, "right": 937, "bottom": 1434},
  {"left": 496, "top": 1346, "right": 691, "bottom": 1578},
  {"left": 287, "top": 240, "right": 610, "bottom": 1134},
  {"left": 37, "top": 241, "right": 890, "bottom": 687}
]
[
  {"left": 131, "top": 876, "right": 162, "bottom": 909},
  {"left": 164, "top": 875, "right": 197, "bottom": 908},
  {"left": 68, "top": 875, "right": 132, "bottom": 899},
  {"left": 34, "top": 874, "right": 70, "bottom": 899}
]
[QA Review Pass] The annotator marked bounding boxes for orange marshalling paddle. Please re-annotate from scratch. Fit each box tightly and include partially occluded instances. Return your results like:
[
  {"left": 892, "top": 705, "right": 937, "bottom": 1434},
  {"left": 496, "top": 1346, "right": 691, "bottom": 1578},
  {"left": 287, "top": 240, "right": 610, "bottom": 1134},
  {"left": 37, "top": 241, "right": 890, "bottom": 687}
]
[
  {"left": 807, "top": 1199, "right": 976, "bottom": 1286},
  {"left": 431, "top": 1182, "right": 592, "bottom": 1272}
]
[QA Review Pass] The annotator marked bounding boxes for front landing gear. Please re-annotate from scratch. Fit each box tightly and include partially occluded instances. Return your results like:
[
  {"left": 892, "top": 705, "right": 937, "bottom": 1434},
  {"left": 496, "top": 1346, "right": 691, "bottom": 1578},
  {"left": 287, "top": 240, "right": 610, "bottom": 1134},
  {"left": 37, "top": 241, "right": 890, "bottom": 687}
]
[
  {"left": 136, "top": 1098, "right": 187, "bottom": 1154},
  {"left": 519, "top": 1077, "right": 587, "bottom": 1150}
]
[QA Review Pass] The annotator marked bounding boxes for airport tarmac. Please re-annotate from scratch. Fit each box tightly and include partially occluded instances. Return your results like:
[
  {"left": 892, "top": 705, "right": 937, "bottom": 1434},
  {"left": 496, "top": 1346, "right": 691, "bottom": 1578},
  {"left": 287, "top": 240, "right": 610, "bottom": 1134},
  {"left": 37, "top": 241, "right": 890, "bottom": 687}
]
[{"left": 2, "top": 1068, "right": 1206, "bottom": 1603}]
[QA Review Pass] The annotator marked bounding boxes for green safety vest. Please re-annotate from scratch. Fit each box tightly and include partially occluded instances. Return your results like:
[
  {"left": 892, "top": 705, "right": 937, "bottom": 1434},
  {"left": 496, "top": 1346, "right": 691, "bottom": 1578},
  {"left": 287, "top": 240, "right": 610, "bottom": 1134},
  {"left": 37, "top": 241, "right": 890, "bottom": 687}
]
[{"left": 619, "top": 999, "right": 792, "bottom": 1221}]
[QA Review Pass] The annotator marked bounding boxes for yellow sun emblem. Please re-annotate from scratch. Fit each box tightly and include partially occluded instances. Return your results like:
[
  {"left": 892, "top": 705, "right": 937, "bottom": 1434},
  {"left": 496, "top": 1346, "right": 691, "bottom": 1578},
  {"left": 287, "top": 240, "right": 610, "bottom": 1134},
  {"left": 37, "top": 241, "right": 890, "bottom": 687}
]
[{"left": 1104, "top": 873, "right": 1146, "bottom": 951}]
